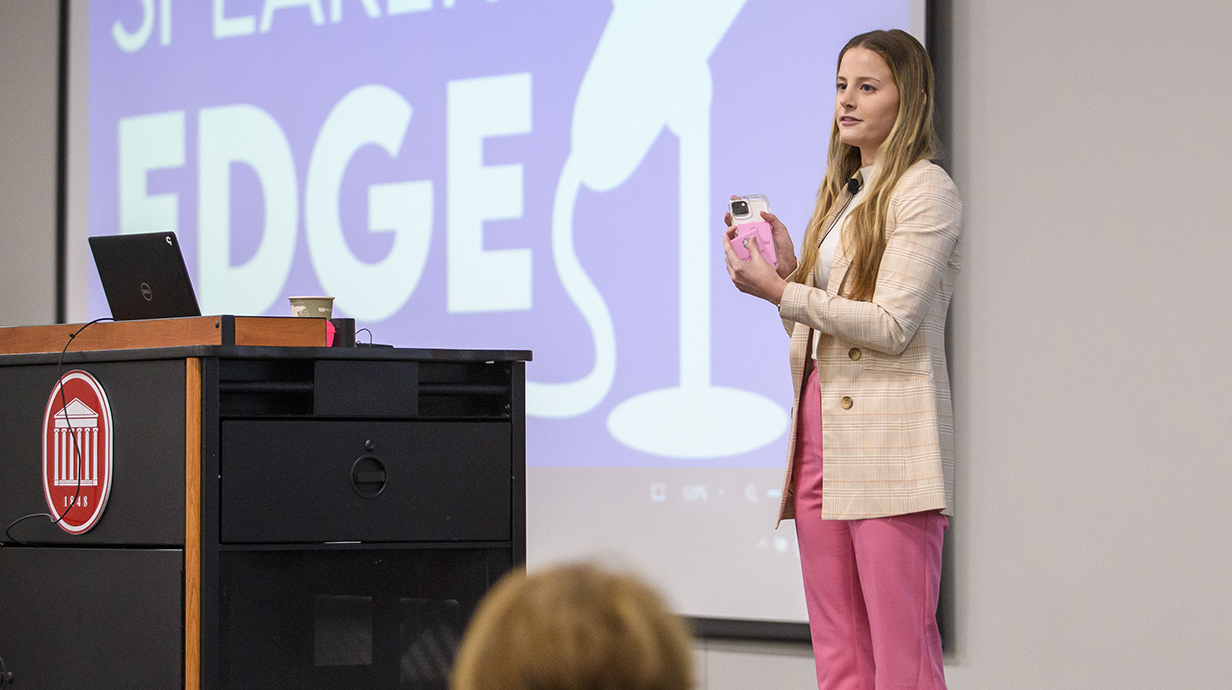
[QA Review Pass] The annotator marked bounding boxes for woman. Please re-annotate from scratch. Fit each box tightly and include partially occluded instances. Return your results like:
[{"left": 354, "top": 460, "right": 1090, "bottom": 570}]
[
  {"left": 723, "top": 29, "right": 961, "bottom": 690},
  {"left": 450, "top": 563, "right": 693, "bottom": 690}
]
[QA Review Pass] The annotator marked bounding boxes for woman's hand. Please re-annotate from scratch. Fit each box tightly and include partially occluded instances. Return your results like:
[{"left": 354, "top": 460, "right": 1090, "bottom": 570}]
[
  {"left": 723, "top": 225, "right": 788, "bottom": 306},
  {"left": 761, "top": 211, "right": 798, "bottom": 279},
  {"left": 722, "top": 205, "right": 798, "bottom": 280}
]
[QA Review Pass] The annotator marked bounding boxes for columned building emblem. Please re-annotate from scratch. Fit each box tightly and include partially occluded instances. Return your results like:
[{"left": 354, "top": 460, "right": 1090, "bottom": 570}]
[{"left": 41, "top": 370, "right": 114, "bottom": 534}]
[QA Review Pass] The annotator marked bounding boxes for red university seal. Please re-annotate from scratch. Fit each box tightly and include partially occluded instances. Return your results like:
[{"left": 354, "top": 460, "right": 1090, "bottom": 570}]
[{"left": 41, "top": 370, "right": 114, "bottom": 534}]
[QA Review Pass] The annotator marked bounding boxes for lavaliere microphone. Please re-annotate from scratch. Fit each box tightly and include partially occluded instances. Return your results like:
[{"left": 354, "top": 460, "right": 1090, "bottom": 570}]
[{"left": 820, "top": 177, "right": 864, "bottom": 243}]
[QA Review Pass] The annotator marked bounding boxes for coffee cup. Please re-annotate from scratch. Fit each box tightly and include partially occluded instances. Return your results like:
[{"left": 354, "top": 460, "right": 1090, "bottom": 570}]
[{"left": 289, "top": 296, "right": 334, "bottom": 319}]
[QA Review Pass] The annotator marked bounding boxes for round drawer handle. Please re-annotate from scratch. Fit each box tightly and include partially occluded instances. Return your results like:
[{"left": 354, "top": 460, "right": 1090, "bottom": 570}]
[{"left": 351, "top": 455, "right": 388, "bottom": 499}]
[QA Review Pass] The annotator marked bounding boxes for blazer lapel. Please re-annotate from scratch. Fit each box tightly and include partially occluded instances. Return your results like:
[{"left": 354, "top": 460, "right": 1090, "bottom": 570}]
[{"left": 828, "top": 246, "right": 852, "bottom": 296}]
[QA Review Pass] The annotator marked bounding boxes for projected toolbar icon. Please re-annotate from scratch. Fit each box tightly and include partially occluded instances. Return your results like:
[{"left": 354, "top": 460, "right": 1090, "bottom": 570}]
[{"left": 650, "top": 482, "right": 667, "bottom": 502}]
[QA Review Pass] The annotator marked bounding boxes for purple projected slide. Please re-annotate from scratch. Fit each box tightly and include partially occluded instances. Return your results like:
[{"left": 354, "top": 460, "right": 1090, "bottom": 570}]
[{"left": 88, "top": 0, "right": 911, "bottom": 472}]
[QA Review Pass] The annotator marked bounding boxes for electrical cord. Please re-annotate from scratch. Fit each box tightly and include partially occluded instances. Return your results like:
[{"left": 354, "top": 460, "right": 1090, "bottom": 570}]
[
  {"left": 356, "top": 328, "right": 374, "bottom": 345},
  {"left": 0, "top": 319, "right": 110, "bottom": 687},
  {"left": 2, "top": 318, "right": 112, "bottom": 546}
]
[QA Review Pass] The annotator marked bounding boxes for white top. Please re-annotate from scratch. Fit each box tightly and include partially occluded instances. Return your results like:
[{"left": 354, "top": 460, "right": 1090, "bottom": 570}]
[{"left": 813, "top": 165, "right": 874, "bottom": 359}]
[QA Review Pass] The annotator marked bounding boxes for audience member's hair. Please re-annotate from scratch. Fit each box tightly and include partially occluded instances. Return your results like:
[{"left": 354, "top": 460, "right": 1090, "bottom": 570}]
[{"left": 451, "top": 563, "right": 694, "bottom": 690}]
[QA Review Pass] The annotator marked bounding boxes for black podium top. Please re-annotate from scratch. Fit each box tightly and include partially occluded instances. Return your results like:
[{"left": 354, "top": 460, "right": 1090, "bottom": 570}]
[{"left": 0, "top": 344, "right": 533, "bottom": 367}]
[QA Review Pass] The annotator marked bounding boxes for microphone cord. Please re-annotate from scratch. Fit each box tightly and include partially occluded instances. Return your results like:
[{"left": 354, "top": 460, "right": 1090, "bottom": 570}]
[
  {"left": 2, "top": 317, "right": 113, "bottom": 545},
  {"left": 818, "top": 176, "right": 864, "bottom": 247}
]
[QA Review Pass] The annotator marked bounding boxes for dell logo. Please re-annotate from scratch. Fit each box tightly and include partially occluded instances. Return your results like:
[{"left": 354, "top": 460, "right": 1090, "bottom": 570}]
[{"left": 140, "top": 282, "right": 153, "bottom": 301}]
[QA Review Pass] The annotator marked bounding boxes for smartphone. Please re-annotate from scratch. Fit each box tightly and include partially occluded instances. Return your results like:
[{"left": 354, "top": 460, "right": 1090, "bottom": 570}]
[{"left": 728, "top": 194, "right": 777, "bottom": 266}]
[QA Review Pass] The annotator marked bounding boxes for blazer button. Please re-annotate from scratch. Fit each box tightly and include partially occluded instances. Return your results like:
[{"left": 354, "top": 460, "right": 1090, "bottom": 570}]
[
  {"left": 848, "top": 347, "right": 862, "bottom": 361},
  {"left": 840, "top": 396, "right": 853, "bottom": 410}
]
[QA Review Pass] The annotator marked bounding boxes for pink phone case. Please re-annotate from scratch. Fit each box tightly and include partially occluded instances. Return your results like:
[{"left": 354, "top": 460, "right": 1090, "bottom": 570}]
[{"left": 732, "top": 221, "right": 778, "bottom": 266}]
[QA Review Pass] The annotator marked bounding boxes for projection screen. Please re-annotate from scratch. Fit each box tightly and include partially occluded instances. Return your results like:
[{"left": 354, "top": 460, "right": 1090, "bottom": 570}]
[{"left": 66, "top": 0, "right": 925, "bottom": 627}]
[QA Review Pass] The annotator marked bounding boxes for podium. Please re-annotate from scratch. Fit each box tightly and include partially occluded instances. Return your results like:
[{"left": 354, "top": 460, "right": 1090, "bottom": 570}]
[{"left": 0, "top": 317, "right": 529, "bottom": 690}]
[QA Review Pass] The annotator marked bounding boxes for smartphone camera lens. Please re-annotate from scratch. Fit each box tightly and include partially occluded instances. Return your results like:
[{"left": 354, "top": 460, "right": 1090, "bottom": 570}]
[{"left": 732, "top": 200, "right": 749, "bottom": 215}]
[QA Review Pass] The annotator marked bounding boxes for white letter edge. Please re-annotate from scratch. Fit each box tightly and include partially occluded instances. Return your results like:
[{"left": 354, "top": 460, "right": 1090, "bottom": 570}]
[
  {"left": 197, "top": 104, "right": 298, "bottom": 315},
  {"left": 305, "top": 84, "right": 432, "bottom": 322},
  {"left": 118, "top": 111, "right": 185, "bottom": 235},
  {"left": 446, "top": 73, "right": 533, "bottom": 313}
]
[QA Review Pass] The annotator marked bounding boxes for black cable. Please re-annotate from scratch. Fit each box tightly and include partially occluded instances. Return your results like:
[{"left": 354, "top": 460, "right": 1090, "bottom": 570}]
[
  {"left": 0, "top": 652, "right": 11, "bottom": 687},
  {"left": 2, "top": 318, "right": 112, "bottom": 546},
  {"left": 356, "top": 328, "right": 374, "bottom": 345}
]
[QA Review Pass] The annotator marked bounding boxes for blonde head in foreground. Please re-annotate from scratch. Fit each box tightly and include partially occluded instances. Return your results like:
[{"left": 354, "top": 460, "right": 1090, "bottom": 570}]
[{"left": 450, "top": 563, "right": 694, "bottom": 690}]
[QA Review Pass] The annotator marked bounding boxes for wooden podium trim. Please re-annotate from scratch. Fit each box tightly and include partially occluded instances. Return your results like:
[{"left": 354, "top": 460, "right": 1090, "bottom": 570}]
[
  {"left": 0, "top": 316, "right": 327, "bottom": 355},
  {"left": 0, "top": 317, "right": 223, "bottom": 354},
  {"left": 185, "top": 358, "right": 202, "bottom": 690},
  {"left": 233, "top": 316, "right": 328, "bottom": 347}
]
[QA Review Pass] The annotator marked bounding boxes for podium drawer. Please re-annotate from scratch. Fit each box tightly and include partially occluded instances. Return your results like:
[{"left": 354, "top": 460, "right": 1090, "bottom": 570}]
[{"left": 220, "top": 420, "right": 511, "bottom": 544}]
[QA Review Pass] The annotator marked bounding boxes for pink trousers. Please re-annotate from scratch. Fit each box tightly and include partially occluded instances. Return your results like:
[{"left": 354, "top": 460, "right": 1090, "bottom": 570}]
[{"left": 793, "top": 367, "right": 948, "bottom": 690}]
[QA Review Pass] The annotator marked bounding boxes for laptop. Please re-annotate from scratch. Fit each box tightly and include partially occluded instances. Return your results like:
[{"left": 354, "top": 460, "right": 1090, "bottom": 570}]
[{"left": 89, "top": 232, "right": 202, "bottom": 320}]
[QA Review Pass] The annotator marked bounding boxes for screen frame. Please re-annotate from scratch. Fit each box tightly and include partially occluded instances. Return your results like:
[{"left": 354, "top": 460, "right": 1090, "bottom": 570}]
[{"left": 58, "top": 0, "right": 934, "bottom": 644}]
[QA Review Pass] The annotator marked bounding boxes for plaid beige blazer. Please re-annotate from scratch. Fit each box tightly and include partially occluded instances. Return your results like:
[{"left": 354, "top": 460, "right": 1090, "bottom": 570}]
[{"left": 775, "top": 159, "right": 962, "bottom": 524}]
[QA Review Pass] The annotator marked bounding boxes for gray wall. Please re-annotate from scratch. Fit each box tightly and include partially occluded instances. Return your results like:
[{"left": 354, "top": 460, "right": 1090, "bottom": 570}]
[
  {"left": 937, "top": 1, "right": 1232, "bottom": 688},
  {"left": 0, "top": 0, "right": 59, "bottom": 327},
  {"left": 3, "top": 1, "right": 1231, "bottom": 688}
]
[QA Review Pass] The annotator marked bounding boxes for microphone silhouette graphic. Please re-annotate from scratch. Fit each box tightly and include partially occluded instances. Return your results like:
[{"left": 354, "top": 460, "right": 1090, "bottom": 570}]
[{"left": 530, "top": 0, "right": 787, "bottom": 457}]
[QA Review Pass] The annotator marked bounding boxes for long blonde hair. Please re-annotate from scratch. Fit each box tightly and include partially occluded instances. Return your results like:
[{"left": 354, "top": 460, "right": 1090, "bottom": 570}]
[
  {"left": 450, "top": 563, "right": 694, "bottom": 690},
  {"left": 794, "top": 29, "right": 940, "bottom": 301}
]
